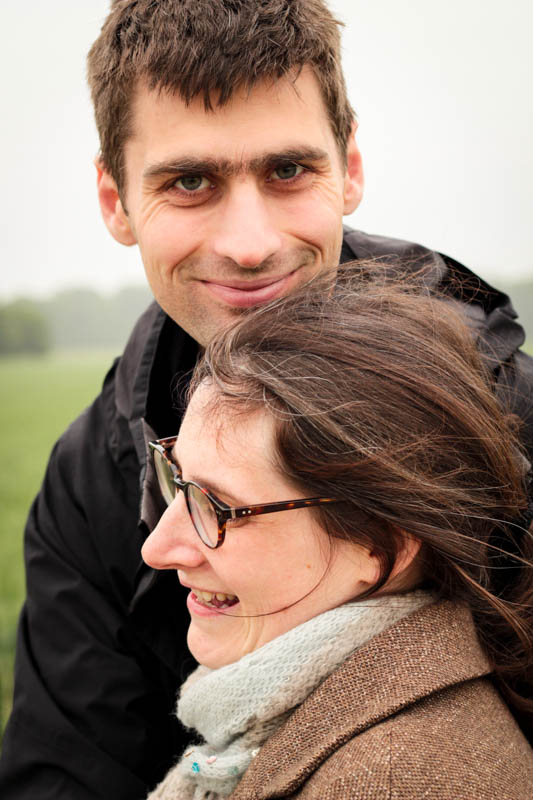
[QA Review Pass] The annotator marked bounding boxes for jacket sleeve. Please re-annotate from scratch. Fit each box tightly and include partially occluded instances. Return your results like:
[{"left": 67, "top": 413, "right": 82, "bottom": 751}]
[{"left": 0, "top": 381, "right": 184, "bottom": 799}]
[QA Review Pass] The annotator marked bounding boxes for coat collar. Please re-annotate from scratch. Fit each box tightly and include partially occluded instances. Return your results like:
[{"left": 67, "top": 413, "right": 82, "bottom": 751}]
[{"left": 230, "top": 600, "right": 492, "bottom": 799}]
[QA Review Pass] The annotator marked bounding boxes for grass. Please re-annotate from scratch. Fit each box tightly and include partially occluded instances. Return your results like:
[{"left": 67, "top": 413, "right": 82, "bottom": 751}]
[{"left": 0, "top": 350, "right": 118, "bottom": 736}]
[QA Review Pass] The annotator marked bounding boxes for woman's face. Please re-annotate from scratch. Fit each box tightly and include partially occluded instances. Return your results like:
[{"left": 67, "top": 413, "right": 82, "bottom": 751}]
[{"left": 141, "top": 383, "right": 377, "bottom": 669}]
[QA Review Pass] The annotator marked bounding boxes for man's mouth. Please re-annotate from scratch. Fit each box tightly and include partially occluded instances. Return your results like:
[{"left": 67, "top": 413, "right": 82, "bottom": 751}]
[
  {"left": 200, "top": 268, "right": 301, "bottom": 308},
  {"left": 192, "top": 590, "right": 239, "bottom": 610}
]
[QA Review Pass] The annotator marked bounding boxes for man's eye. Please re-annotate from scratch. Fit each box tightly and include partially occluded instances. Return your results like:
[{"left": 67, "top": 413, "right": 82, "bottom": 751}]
[
  {"left": 174, "top": 175, "right": 211, "bottom": 192},
  {"left": 270, "top": 163, "right": 305, "bottom": 181}
]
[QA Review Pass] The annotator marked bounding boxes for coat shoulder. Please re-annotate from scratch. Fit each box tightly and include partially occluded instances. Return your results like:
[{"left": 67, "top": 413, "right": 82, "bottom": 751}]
[{"left": 295, "top": 678, "right": 533, "bottom": 800}]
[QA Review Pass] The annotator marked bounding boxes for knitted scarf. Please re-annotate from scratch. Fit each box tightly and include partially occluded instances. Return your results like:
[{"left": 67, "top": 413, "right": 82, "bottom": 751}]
[{"left": 147, "top": 591, "right": 433, "bottom": 800}]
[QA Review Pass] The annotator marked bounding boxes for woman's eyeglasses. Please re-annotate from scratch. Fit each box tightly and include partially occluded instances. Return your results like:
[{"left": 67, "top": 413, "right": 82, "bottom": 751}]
[{"left": 149, "top": 435, "right": 338, "bottom": 549}]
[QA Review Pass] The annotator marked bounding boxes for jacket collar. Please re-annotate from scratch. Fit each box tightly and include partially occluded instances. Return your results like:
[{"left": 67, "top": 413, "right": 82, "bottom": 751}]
[
  {"left": 114, "top": 301, "right": 197, "bottom": 509},
  {"left": 342, "top": 227, "right": 525, "bottom": 363},
  {"left": 113, "top": 303, "right": 196, "bottom": 616},
  {"left": 230, "top": 600, "right": 492, "bottom": 799},
  {"left": 114, "top": 301, "right": 168, "bottom": 428}
]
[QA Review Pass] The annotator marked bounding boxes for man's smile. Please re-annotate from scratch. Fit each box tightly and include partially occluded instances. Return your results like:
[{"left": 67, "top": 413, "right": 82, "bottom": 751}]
[{"left": 199, "top": 267, "right": 302, "bottom": 307}]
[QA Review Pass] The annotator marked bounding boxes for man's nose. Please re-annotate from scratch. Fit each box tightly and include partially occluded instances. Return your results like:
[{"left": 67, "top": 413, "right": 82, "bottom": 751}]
[
  {"left": 210, "top": 182, "right": 282, "bottom": 269},
  {"left": 141, "top": 495, "right": 206, "bottom": 571}
]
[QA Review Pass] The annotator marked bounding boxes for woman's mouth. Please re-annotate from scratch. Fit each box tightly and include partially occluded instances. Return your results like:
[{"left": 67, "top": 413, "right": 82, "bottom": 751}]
[{"left": 192, "top": 590, "right": 239, "bottom": 610}]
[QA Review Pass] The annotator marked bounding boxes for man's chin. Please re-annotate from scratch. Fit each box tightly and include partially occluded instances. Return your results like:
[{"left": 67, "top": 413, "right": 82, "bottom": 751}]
[{"left": 163, "top": 262, "right": 332, "bottom": 345}]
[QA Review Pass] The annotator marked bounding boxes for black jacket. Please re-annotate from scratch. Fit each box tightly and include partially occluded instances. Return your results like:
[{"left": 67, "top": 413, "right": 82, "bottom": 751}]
[{"left": 1, "top": 230, "right": 532, "bottom": 799}]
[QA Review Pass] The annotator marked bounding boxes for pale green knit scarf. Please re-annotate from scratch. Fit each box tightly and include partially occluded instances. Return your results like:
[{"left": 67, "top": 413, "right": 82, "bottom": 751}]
[{"left": 147, "top": 591, "right": 433, "bottom": 800}]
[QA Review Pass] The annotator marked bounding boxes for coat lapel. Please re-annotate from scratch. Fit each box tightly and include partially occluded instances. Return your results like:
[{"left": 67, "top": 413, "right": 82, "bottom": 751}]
[{"left": 230, "top": 600, "right": 492, "bottom": 799}]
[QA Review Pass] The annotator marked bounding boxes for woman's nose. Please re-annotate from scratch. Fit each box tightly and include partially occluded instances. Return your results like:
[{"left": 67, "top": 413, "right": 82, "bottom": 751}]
[{"left": 141, "top": 495, "right": 206, "bottom": 570}]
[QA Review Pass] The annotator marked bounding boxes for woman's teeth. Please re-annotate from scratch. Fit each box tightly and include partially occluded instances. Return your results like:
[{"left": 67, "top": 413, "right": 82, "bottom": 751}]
[{"left": 195, "top": 590, "right": 239, "bottom": 609}]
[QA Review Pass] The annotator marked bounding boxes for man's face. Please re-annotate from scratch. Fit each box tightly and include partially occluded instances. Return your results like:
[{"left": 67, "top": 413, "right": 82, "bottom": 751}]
[{"left": 98, "top": 67, "right": 363, "bottom": 346}]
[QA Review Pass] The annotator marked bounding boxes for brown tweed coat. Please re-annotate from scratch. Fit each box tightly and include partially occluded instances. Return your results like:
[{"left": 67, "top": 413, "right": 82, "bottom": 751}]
[{"left": 229, "top": 600, "right": 533, "bottom": 799}]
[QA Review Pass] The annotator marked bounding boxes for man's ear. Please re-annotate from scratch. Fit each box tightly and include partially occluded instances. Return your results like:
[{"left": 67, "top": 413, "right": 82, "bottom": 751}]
[
  {"left": 343, "top": 121, "right": 364, "bottom": 215},
  {"left": 95, "top": 159, "right": 137, "bottom": 246}
]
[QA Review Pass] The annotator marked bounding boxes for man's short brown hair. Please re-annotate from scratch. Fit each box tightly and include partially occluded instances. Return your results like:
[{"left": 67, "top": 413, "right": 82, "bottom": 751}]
[{"left": 87, "top": 0, "right": 354, "bottom": 192}]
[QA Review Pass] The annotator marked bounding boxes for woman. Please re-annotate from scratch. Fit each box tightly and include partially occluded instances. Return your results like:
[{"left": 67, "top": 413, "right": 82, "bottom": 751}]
[{"left": 142, "top": 266, "right": 533, "bottom": 799}]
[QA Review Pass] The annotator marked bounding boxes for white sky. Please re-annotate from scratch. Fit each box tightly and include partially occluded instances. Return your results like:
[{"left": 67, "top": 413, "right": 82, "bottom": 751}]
[{"left": 1, "top": 0, "right": 532, "bottom": 300}]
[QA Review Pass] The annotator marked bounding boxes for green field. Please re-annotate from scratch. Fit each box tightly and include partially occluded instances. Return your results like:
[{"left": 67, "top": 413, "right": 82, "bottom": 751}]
[{"left": 0, "top": 350, "right": 118, "bottom": 736}]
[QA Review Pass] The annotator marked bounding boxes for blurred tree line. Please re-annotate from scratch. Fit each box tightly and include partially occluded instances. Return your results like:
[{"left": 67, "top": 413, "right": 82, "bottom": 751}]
[
  {"left": 0, "top": 286, "right": 152, "bottom": 355},
  {"left": 0, "top": 279, "right": 531, "bottom": 356},
  {"left": 0, "top": 301, "right": 51, "bottom": 355}
]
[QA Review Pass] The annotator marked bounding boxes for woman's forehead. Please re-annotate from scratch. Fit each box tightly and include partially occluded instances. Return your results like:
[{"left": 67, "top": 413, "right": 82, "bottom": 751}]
[{"left": 175, "top": 385, "right": 278, "bottom": 479}]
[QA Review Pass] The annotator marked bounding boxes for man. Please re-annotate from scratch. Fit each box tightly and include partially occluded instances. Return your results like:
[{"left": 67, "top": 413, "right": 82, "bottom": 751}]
[{"left": 1, "top": 1, "right": 532, "bottom": 798}]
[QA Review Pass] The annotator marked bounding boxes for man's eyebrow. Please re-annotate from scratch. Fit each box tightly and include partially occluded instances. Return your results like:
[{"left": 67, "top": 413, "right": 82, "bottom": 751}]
[{"left": 143, "top": 146, "right": 330, "bottom": 181}]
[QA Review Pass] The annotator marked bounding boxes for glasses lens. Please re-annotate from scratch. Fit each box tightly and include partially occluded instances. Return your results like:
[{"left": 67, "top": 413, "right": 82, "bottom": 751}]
[
  {"left": 153, "top": 448, "right": 177, "bottom": 506},
  {"left": 186, "top": 484, "right": 219, "bottom": 548}
]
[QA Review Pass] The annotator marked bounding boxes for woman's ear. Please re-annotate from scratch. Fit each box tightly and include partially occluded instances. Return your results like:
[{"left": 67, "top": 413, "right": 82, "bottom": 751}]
[
  {"left": 357, "top": 531, "right": 423, "bottom": 594},
  {"left": 386, "top": 532, "right": 424, "bottom": 591}
]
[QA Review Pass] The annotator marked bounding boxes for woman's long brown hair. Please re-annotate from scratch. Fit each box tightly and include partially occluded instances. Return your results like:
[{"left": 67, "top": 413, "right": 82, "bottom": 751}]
[{"left": 190, "top": 261, "right": 533, "bottom": 736}]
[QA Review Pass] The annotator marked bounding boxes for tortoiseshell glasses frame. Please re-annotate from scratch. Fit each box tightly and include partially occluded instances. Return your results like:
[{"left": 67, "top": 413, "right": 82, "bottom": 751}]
[{"left": 149, "top": 435, "right": 338, "bottom": 549}]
